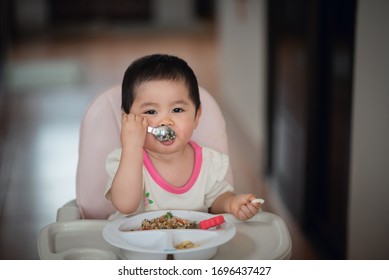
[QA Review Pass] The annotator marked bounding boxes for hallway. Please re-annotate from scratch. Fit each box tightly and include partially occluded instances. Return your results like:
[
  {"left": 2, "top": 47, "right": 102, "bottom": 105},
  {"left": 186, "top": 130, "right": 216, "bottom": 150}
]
[{"left": 0, "top": 24, "right": 316, "bottom": 259}]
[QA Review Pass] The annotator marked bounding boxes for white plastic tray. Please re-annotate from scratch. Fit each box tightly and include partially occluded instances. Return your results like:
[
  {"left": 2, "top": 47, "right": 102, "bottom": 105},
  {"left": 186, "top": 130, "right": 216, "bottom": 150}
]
[
  {"left": 38, "top": 212, "right": 292, "bottom": 260},
  {"left": 215, "top": 212, "right": 292, "bottom": 259},
  {"left": 38, "top": 220, "right": 120, "bottom": 260}
]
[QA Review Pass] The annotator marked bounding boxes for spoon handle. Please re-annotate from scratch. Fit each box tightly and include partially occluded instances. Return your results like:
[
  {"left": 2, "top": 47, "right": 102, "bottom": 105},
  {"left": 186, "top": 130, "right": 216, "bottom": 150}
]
[
  {"left": 251, "top": 198, "right": 265, "bottom": 204},
  {"left": 147, "top": 126, "right": 156, "bottom": 135}
]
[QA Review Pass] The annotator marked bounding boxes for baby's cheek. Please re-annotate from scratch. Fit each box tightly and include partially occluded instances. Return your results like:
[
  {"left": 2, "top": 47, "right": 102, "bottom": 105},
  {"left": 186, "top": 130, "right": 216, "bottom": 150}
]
[
  {"left": 180, "top": 127, "right": 196, "bottom": 140},
  {"left": 144, "top": 134, "right": 155, "bottom": 145}
]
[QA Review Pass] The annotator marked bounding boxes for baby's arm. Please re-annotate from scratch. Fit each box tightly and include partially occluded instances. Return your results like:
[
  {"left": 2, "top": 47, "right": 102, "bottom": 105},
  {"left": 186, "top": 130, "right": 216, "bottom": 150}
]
[
  {"left": 110, "top": 113, "right": 148, "bottom": 214},
  {"left": 210, "top": 192, "right": 261, "bottom": 221}
]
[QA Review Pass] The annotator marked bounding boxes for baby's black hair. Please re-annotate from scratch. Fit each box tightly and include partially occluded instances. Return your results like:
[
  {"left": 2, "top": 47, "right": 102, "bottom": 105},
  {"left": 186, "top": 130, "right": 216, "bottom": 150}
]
[{"left": 121, "top": 54, "right": 201, "bottom": 114}]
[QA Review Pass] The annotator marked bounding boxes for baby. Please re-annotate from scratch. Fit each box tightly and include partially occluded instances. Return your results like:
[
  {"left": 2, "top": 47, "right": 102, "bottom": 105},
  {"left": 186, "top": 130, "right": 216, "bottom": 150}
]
[{"left": 105, "top": 54, "right": 261, "bottom": 221}]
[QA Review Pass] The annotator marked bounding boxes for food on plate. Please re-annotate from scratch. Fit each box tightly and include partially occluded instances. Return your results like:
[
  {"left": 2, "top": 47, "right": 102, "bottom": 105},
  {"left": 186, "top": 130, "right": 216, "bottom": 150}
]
[
  {"left": 137, "top": 211, "right": 197, "bottom": 230},
  {"left": 175, "top": 240, "right": 199, "bottom": 250}
]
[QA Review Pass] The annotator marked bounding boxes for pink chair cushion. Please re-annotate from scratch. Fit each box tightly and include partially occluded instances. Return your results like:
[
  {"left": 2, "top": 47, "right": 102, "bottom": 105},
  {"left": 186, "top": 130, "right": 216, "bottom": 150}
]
[{"left": 76, "top": 86, "right": 233, "bottom": 219}]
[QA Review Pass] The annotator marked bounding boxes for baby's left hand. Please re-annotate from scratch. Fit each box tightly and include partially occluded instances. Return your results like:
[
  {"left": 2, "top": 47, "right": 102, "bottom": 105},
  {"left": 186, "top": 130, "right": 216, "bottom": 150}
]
[{"left": 230, "top": 194, "right": 262, "bottom": 221}]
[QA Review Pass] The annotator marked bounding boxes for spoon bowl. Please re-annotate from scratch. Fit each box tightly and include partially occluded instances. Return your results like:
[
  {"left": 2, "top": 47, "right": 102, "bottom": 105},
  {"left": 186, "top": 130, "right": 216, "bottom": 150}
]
[{"left": 147, "top": 126, "right": 176, "bottom": 142}]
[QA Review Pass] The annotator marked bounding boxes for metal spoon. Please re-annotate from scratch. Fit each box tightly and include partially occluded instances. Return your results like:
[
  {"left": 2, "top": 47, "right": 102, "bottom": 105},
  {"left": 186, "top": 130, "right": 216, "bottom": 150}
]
[{"left": 147, "top": 126, "right": 176, "bottom": 142}]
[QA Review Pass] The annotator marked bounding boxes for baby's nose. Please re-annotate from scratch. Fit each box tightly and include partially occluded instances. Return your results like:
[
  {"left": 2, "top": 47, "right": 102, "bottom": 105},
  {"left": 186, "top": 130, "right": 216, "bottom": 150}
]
[{"left": 158, "top": 116, "right": 174, "bottom": 127}]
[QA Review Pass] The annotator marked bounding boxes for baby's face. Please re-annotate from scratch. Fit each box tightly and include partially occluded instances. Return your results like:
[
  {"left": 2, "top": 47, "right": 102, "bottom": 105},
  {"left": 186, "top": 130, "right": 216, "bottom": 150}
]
[{"left": 131, "top": 80, "right": 201, "bottom": 153}]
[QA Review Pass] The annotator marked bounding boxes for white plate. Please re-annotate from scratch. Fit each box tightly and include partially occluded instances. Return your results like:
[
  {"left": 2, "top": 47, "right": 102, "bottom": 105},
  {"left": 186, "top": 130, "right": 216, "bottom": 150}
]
[{"left": 103, "top": 210, "right": 236, "bottom": 259}]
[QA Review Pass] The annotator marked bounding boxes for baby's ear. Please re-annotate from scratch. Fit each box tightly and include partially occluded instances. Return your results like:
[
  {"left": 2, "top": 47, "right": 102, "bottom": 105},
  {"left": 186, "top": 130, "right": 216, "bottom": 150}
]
[{"left": 194, "top": 106, "right": 202, "bottom": 129}]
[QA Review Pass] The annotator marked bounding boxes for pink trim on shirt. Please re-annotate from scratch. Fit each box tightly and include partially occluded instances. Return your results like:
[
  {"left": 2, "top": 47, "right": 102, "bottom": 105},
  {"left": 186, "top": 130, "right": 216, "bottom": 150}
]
[{"left": 143, "top": 141, "right": 203, "bottom": 194}]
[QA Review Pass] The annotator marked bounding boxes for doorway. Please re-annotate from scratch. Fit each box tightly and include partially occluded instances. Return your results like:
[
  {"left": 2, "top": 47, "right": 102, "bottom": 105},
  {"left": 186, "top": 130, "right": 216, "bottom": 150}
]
[{"left": 266, "top": 0, "right": 356, "bottom": 259}]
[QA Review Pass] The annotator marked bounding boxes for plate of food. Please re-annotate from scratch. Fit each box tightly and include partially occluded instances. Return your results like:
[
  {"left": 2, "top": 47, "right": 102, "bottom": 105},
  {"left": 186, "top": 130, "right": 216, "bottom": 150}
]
[{"left": 102, "top": 210, "right": 236, "bottom": 260}]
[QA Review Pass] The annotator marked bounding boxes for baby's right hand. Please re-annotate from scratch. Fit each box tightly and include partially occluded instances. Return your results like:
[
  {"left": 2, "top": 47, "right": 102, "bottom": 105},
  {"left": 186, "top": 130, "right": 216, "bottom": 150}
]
[{"left": 120, "top": 112, "right": 148, "bottom": 149}]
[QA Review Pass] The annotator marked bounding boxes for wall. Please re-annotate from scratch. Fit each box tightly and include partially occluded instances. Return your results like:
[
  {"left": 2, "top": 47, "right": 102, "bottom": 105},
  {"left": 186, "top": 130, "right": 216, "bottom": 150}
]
[
  {"left": 348, "top": 0, "right": 389, "bottom": 259},
  {"left": 216, "top": 0, "right": 267, "bottom": 160},
  {"left": 13, "top": 0, "right": 48, "bottom": 33},
  {"left": 152, "top": 0, "right": 196, "bottom": 28}
]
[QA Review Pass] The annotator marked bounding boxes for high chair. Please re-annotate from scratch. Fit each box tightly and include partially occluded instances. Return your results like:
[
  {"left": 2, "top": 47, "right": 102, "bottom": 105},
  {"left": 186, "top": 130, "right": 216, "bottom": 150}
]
[{"left": 38, "top": 86, "right": 292, "bottom": 260}]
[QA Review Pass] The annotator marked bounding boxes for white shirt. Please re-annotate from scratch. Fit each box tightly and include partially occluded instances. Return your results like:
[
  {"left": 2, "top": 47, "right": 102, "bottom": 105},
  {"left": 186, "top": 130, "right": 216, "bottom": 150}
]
[{"left": 105, "top": 141, "right": 233, "bottom": 216}]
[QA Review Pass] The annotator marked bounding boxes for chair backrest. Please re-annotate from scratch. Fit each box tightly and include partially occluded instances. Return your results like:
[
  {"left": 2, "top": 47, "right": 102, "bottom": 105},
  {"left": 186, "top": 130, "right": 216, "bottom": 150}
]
[{"left": 76, "top": 85, "right": 233, "bottom": 219}]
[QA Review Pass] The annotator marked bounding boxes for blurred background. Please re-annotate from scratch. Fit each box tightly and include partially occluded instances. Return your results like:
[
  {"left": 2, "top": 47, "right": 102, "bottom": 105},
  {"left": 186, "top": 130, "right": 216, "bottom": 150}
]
[{"left": 0, "top": 0, "right": 388, "bottom": 260}]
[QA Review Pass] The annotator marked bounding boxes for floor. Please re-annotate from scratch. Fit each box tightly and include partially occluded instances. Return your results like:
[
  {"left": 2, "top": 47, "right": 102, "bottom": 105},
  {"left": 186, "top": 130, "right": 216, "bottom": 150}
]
[{"left": 0, "top": 24, "right": 317, "bottom": 259}]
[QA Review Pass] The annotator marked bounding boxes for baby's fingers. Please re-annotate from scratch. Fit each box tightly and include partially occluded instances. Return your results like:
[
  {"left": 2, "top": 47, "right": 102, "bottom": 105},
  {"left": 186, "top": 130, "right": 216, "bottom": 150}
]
[
  {"left": 122, "top": 113, "right": 148, "bottom": 127},
  {"left": 240, "top": 202, "right": 260, "bottom": 220},
  {"left": 121, "top": 112, "right": 128, "bottom": 122},
  {"left": 121, "top": 112, "right": 136, "bottom": 125}
]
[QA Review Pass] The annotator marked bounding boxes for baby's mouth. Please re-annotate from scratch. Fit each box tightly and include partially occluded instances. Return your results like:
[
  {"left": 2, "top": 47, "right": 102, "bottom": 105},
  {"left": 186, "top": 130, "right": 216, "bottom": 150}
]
[{"left": 161, "top": 139, "right": 175, "bottom": 146}]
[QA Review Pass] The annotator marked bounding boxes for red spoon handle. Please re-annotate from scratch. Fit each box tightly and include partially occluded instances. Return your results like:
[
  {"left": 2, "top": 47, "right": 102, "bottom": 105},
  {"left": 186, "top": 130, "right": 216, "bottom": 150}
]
[{"left": 199, "top": 215, "right": 225, "bottom": 229}]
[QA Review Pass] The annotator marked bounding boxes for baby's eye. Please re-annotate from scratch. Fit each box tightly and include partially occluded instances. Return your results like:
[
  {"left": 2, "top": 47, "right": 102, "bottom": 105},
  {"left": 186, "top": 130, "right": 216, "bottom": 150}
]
[
  {"left": 172, "top": 108, "right": 184, "bottom": 113},
  {"left": 144, "top": 110, "right": 157, "bottom": 115}
]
